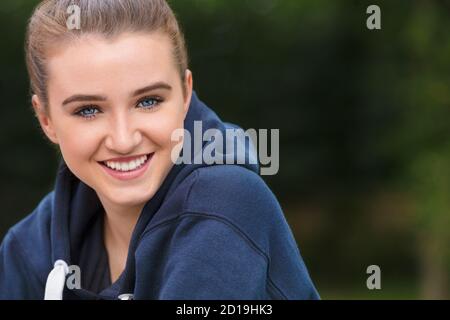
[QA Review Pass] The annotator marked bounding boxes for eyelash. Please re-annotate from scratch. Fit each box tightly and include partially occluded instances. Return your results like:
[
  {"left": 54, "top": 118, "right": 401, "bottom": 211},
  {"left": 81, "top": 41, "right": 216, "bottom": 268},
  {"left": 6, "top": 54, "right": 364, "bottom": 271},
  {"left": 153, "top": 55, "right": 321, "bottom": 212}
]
[{"left": 73, "top": 96, "right": 163, "bottom": 119}]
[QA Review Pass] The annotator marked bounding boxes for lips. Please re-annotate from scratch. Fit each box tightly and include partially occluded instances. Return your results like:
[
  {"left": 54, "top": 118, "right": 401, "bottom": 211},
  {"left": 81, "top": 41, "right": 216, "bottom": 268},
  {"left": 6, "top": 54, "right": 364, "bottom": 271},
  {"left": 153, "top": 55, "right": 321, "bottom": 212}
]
[{"left": 98, "top": 153, "right": 154, "bottom": 181}]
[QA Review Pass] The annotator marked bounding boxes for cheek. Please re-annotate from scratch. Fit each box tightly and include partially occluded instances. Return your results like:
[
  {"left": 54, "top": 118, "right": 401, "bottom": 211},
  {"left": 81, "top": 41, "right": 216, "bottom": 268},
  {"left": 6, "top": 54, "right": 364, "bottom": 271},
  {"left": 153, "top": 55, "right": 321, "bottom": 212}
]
[
  {"left": 146, "top": 106, "right": 185, "bottom": 149},
  {"left": 56, "top": 122, "right": 101, "bottom": 163}
]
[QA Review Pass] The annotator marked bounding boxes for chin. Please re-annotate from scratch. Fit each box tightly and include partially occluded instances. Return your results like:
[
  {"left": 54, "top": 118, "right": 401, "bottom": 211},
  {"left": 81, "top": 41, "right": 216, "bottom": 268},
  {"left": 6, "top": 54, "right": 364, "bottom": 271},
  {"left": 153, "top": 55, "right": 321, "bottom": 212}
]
[{"left": 107, "top": 186, "right": 156, "bottom": 207}]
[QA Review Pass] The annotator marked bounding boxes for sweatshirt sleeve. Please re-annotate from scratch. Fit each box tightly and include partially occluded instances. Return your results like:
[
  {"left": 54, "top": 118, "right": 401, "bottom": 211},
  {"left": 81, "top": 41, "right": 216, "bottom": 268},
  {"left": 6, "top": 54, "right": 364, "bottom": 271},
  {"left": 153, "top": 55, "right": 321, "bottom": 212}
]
[
  {"left": 0, "top": 230, "right": 44, "bottom": 299},
  {"left": 134, "top": 216, "right": 273, "bottom": 300}
]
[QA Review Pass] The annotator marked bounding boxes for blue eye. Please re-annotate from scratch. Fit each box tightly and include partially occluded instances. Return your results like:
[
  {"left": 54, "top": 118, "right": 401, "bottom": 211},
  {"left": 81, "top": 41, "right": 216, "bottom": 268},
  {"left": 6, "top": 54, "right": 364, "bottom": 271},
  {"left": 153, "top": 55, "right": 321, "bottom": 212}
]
[
  {"left": 137, "top": 97, "right": 162, "bottom": 109},
  {"left": 75, "top": 106, "right": 100, "bottom": 118}
]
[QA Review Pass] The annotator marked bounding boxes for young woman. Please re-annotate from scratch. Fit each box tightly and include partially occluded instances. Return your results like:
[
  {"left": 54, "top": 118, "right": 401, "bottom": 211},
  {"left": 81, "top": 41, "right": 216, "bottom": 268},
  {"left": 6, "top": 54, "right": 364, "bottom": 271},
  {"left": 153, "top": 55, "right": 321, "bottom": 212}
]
[{"left": 0, "top": 0, "right": 319, "bottom": 300}]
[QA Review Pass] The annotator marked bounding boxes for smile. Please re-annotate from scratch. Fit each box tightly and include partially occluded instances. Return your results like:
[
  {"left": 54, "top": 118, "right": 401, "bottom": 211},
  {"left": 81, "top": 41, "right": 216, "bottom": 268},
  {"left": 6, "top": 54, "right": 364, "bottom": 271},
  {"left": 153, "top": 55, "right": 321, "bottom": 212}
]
[
  {"left": 99, "top": 153, "right": 153, "bottom": 181},
  {"left": 104, "top": 154, "right": 148, "bottom": 172}
]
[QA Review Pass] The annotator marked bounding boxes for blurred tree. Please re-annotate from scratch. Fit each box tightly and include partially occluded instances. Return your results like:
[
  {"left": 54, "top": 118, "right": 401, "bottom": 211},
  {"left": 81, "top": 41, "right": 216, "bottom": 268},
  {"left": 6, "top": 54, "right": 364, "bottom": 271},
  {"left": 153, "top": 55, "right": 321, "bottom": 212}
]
[
  {"left": 411, "top": 150, "right": 450, "bottom": 299},
  {"left": 388, "top": 0, "right": 450, "bottom": 299}
]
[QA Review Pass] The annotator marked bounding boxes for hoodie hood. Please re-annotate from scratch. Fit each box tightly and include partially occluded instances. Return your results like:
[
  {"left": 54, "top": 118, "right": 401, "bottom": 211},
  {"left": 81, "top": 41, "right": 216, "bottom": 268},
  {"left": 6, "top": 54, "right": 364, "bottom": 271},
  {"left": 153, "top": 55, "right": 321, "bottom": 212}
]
[{"left": 46, "top": 91, "right": 259, "bottom": 299}]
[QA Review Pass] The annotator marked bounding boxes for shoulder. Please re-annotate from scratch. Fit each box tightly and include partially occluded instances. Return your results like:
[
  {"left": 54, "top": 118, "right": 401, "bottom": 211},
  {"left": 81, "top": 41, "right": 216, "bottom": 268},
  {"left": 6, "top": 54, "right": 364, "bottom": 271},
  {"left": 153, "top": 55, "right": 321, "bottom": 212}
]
[
  {"left": 180, "top": 165, "right": 289, "bottom": 252},
  {"left": 185, "top": 164, "right": 281, "bottom": 214},
  {"left": 2, "top": 191, "right": 54, "bottom": 275},
  {"left": 0, "top": 191, "right": 54, "bottom": 298},
  {"left": 8, "top": 191, "right": 54, "bottom": 244},
  {"left": 151, "top": 164, "right": 291, "bottom": 257}
]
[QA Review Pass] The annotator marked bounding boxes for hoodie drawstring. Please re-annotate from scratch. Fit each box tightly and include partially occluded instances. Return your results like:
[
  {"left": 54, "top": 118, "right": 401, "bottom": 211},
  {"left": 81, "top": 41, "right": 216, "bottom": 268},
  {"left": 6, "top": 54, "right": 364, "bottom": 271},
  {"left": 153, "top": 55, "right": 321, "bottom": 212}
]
[{"left": 44, "top": 260, "right": 69, "bottom": 300}]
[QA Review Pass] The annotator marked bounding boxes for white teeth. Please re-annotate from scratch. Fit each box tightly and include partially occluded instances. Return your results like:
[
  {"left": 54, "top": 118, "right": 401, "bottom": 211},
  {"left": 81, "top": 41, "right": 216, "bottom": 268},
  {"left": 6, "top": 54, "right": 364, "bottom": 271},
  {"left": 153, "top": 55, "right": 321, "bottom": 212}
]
[{"left": 104, "top": 154, "right": 149, "bottom": 172}]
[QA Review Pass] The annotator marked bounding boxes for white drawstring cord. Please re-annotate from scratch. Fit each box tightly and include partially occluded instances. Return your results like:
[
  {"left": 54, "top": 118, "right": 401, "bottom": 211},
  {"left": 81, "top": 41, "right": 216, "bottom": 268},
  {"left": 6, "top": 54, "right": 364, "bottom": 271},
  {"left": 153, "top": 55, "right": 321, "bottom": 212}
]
[{"left": 44, "top": 260, "right": 69, "bottom": 300}]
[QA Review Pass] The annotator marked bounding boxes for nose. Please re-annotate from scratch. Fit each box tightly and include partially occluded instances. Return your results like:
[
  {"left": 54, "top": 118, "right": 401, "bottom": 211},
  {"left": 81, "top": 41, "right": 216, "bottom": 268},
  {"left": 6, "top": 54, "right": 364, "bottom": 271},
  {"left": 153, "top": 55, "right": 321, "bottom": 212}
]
[{"left": 104, "top": 110, "right": 142, "bottom": 154}]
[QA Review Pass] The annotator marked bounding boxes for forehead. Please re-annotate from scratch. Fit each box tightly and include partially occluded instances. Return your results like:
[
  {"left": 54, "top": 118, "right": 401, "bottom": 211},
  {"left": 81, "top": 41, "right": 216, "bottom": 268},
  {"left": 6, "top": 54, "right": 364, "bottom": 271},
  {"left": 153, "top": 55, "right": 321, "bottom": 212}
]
[{"left": 46, "top": 32, "right": 177, "bottom": 99}]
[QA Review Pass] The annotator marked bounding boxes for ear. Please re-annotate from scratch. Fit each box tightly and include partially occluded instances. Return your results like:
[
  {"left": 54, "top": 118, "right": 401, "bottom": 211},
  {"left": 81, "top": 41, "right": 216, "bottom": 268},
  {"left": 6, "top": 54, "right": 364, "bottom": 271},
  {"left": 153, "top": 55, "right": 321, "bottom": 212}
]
[
  {"left": 182, "top": 69, "right": 193, "bottom": 114},
  {"left": 32, "top": 95, "right": 59, "bottom": 144}
]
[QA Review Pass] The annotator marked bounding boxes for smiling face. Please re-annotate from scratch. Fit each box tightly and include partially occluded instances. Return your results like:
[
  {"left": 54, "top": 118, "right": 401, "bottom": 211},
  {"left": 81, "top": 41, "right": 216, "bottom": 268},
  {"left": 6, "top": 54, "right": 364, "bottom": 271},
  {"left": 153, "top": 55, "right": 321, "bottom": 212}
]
[{"left": 33, "top": 32, "right": 192, "bottom": 212}]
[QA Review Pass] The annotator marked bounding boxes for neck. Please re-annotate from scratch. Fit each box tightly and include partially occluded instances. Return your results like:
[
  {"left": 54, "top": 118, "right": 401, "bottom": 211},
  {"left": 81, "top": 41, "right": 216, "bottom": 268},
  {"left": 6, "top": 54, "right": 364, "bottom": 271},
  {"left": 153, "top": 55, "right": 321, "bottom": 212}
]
[
  {"left": 103, "top": 204, "right": 141, "bottom": 246},
  {"left": 99, "top": 197, "right": 143, "bottom": 282}
]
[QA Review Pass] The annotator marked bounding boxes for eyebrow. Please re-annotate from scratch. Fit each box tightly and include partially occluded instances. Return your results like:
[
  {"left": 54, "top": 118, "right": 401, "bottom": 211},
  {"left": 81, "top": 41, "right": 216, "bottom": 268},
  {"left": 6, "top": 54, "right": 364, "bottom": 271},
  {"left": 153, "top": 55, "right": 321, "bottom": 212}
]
[
  {"left": 61, "top": 81, "right": 172, "bottom": 106},
  {"left": 132, "top": 82, "right": 172, "bottom": 97}
]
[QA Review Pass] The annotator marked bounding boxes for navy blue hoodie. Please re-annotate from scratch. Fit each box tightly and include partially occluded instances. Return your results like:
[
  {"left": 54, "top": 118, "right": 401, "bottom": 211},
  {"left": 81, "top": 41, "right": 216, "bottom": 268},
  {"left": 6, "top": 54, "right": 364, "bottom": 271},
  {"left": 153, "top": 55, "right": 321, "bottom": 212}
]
[{"left": 0, "top": 92, "right": 319, "bottom": 300}]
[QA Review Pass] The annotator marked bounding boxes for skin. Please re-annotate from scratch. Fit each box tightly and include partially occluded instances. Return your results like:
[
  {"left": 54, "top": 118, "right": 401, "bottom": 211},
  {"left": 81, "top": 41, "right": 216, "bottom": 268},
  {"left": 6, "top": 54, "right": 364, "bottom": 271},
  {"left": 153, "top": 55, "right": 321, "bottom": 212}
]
[{"left": 32, "top": 32, "right": 193, "bottom": 282}]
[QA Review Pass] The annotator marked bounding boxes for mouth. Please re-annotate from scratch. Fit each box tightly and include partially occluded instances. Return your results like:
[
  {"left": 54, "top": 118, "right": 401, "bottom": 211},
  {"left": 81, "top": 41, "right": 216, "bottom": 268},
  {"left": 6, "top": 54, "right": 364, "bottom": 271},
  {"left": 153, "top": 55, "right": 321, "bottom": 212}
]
[{"left": 98, "top": 153, "right": 154, "bottom": 181}]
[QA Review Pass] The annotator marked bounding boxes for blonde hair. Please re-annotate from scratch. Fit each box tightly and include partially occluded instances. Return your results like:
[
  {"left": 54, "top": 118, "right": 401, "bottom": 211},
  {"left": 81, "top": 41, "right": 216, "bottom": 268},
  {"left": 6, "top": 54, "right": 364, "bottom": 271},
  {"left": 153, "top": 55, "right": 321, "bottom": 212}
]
[{"left": 25, "top": 0, "right": 188, "bottom": 113}]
